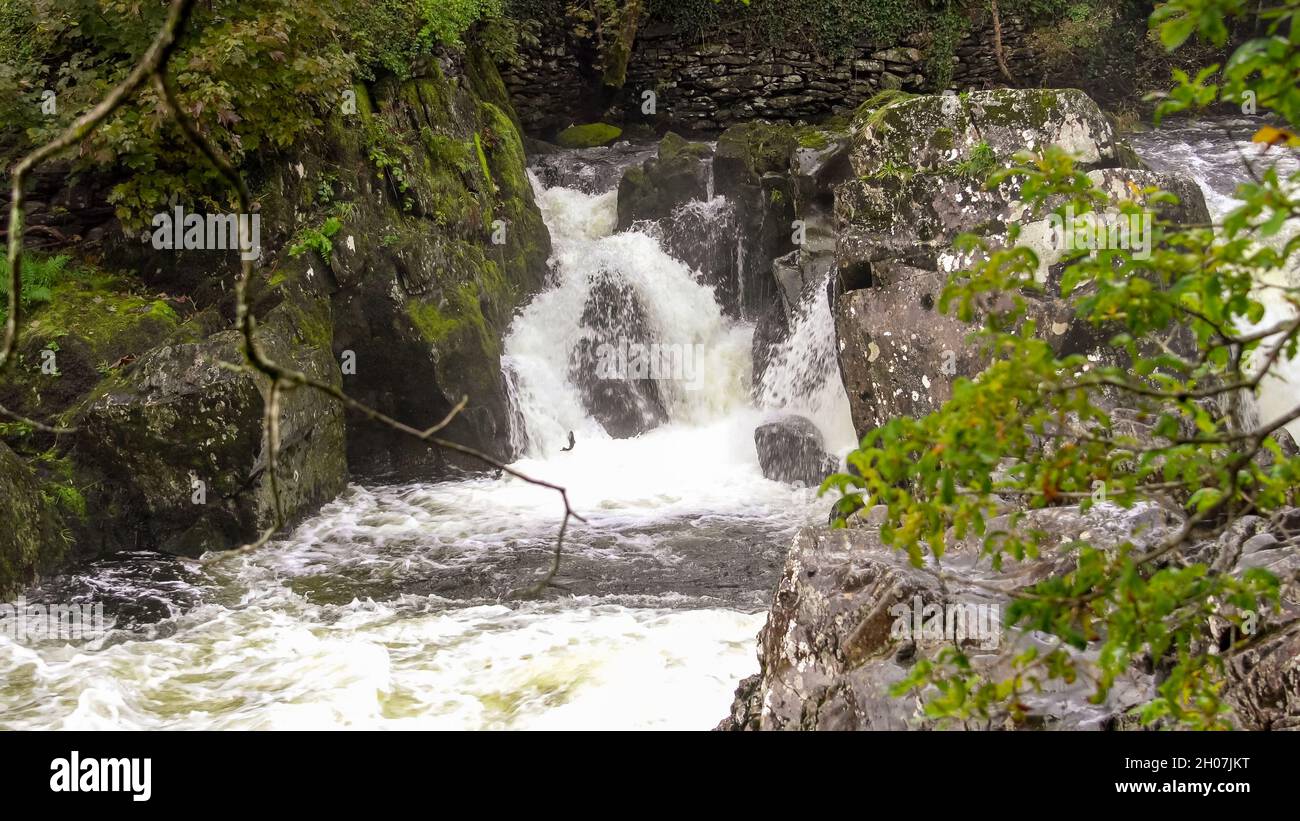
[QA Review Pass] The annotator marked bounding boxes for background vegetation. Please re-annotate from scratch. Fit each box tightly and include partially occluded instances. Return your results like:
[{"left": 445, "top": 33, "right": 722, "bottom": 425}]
[{"left": 0, "top": 0, "right": 524, "bottom": 227}]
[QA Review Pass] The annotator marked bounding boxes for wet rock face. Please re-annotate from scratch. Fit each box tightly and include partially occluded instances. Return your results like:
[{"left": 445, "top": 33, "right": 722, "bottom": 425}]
[
  {"left": 568, "top": 272, "right": 668, "bottom": 438},
  {"left": 612, "top": 133, "right": 751, "bottom": 318},
  {"left": 832, "top": 88, "right": 1210, "bottom": 437},
  {"left": 303, "top": 56, "right": 551, "bottom": 480},
  {"left": 753, "top": 415, "right": 838, "bottom": 487},
  {"left": 0, "top": 443, "right": 66, "bottom": 599},
  {"left": 72, "top": 312, "right": 348, "bottom": 558},
  {"left": 719, "top": 506, "right": 1179, "bottom": 731}
]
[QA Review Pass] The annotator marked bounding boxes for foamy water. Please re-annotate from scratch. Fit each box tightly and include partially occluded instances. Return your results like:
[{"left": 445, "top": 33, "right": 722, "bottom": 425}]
[
  {"left": 13, "top": 119, "right": 1281, "bottom": 732},
  {"left": 0, "top": 143, "right": 848, "bottom": 730},
  {"left": 1129, "top": 119, "right": 1300, "bottom": 435}
]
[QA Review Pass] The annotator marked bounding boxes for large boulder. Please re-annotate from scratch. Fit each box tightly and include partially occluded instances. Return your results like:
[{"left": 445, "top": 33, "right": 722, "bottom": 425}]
[
  {"left": 834, "top": 263, "right": 1122, "bottom": 430},
  {"left": 832, "top": 89, "right": 1210, "bottom": 437},
  {"left": 71, "top": 306, "right": 348, "bottom": 558},
  {"left": 719, "top": 505, "right": 1177, "bottom": 731},
  {"left": 721, "top": 498, "right": 1300, "bottom": 730},
  {"left": 849, "top": 88, "right": 1126, "bottom": 179},
  {"left": 753, "top": 415, "right": 838, "bottom": 487}
]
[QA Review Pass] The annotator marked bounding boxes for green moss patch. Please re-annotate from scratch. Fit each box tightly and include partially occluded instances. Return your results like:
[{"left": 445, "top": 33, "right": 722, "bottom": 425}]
[{"left": 556, "top": 123, "right": 623, "bottom": 148}]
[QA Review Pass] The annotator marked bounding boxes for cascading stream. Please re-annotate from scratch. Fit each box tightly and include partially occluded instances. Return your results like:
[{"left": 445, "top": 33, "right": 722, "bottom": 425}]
[
  {"left": 1129, "top": 119, "right": 1300, "bottom": 436},
  {"left": 0, "top": 143, "right": 845, "bottom": 730},
  {"left": 6, "top": 121, "right": 1279, "bottom": 731}
]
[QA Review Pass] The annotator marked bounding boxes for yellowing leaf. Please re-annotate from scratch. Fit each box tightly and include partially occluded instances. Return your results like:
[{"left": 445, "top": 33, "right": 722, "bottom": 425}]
[{"left": 1251, "top": 125, "right": 1300, "bottom": 150}]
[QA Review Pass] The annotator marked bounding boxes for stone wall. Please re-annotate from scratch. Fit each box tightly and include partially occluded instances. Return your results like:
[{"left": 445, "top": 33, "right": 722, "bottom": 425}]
[{"left": 503, "top": 12, "right": 1036, "bottom": 136}]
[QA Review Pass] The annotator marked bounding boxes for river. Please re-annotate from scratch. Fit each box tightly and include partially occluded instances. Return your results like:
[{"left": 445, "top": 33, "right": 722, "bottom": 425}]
[{"left": 1, "top": 119, "right": 1294, "bottom": 730}]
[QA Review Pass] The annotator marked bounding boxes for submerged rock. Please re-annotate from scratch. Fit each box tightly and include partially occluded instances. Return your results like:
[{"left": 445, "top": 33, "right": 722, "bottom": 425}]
[{"left": 753, "top": 415, "right": 837, "bottom": 487}]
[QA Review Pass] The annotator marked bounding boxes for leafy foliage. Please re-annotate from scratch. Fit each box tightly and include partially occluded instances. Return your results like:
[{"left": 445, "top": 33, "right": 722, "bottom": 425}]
[
  {"left": 0, "top": 0, "right": 518, "bottom": 227},
  {"left": 824, "top": 0, "right": 1300, "bottom": 728},
  {"left": 0, "top": 253, "right": 76, "bottom": 321}
]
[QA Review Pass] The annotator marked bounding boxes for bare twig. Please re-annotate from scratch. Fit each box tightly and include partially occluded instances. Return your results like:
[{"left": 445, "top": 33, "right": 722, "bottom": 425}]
[{"left": 7, "top": 0, "right": 583, "bottom": 597}]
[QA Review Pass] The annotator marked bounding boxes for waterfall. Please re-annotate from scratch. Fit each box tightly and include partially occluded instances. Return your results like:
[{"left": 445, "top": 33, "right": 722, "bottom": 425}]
[
  {"left": 1130, "top": 121, "right": 1300, "bottom": 437},
  {"left": 756, "top": 273, "right": 858, "bottom": 453},
  {"left": 503, "top": 175, "right": 754, "bottom": 456}
]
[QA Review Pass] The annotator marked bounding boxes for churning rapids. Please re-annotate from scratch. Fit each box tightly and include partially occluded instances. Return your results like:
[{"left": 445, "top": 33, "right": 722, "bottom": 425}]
[{"left": 2, "top": 120, "right": 1296, "bottom": 730}]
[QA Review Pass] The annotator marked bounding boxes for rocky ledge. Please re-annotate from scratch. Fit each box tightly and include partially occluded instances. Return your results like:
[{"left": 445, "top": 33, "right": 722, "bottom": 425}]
[{"left": 720, "top": 506, "right": 1300, "bottom": 730}]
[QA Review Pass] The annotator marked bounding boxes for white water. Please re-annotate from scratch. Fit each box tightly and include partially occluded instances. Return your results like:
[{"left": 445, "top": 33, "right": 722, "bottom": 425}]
[
  {"left": 0, "top": 148, "right": 851, "bottom": 730},
  {"left": 1130, "top": 120, "right": 1300, "bottom": 436},
  {"left": 758, "top": 270, "right": 859, "bottom": 452},
  {"left": 17, "top": 120, "right": 1283, "bottom": 731}
]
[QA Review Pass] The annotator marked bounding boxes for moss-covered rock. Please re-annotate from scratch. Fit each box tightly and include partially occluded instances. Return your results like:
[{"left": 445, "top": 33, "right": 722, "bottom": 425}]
[
  {"left": 849, "top": 88, "right": 1130, "bottom": 179},
  {"left": 616, "top": 132, "right": 713, "bottom": 230},
  {"left": 0, "top": 264, "right": 193, "bottom": 435},
  {"left": 832, "top": 88, "right": 1209, "bottom": 438},
  {"left": 1, "top": 39, "right": 548, "bottom": 572},
  {"left": 70, "top": 295, "right": 347, "bottom": 558},
  {"left": 260, "top": 45, "right": 551, "bottom": 479},
  {"left": 0, "top": 441, "right": 67, "bottom": 599},
  {"left": 556, "top": 122, "right": 623, "bottom": 148}
]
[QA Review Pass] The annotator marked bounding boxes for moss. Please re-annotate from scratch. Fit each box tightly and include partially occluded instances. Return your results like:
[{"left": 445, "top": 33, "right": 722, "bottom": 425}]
[
  {"left": 465, "top": 43, "right": 522, "bottom": 135},
  {"left": 796, "top": 129, "right": 831, "bottom": 150},
  {"left": 478, "top": 102, "right": 529, "bottom": 199},
  {"left": 658, "top": 131, "right": 712, "bottom": 162},
  {"left": 21, "top": 268, "right": 181, "bottom": 368},
  {"left": 717, "top": 121, "right": 798, "bottom": 176},
  {"left": 406, "top": 298, "right": 459, "bottom": 344},
  {"left": 473, "top": 132, "right": 495, "bottom": 196},
  {"left": 972, "top": 89, "right": 1062, "bottom": 129},
  {"left": 556, "top": 123, "right": 623, "bottom": 148}
]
